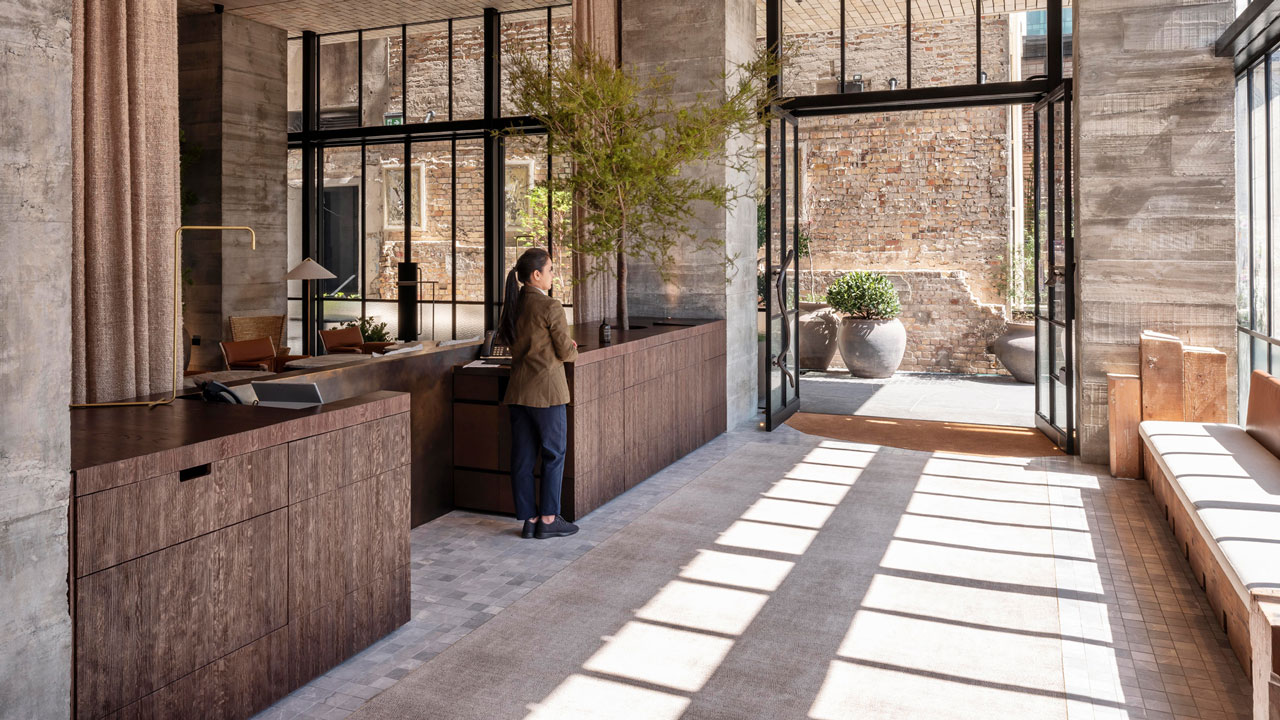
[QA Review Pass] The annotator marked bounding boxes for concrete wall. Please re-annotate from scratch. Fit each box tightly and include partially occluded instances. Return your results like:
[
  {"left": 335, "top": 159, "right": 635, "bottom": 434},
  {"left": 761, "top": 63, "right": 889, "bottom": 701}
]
[
  {"left": 1074, "top": 0, "right": 1237, "bottom": 462},
  {"left": 0, "top": 0, "right": 73, "bottom": 717},
  {"left": 622, "top": 0, "right": 759, "bottom": 425},
  {"left": 180, "top": 13, "right": 288, "bottom": 370}
]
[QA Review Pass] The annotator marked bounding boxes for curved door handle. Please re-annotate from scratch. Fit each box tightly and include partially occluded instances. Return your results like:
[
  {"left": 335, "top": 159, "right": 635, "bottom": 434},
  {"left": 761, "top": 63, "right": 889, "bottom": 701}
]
[{"left": 774, "top": 248, "right": 797, "bottom": 390}]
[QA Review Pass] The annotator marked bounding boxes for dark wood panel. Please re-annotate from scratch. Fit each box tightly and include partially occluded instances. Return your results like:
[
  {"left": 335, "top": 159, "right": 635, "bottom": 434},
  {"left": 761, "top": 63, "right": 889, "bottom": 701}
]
[
  {"left": 103, "top": 627, "right": 289, "bottom": 720},
  {"left": 76, "top": 510, "right": 288, "bottom": 719},
  {"left": 454, "top": 469, "right": 515, "bottom": 514},
  {"left": 453, "top": 374, "right": 501, "bottom": 402},
  {"left": 288, "top": 426, "right": 349, "bottom": 504},
  {"left": 76, "top": 445, "right": 287, "bottom": 577},
  {"left": 454, "top": 403, "right": 508, "bottom": 472},
  {"left": 349, "top": 415, "right": 410, "bottom": 484}
]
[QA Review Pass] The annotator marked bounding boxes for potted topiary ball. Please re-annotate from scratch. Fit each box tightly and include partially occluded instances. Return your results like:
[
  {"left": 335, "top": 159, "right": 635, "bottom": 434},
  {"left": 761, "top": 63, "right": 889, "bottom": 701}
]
[{"left": 826, "top": 271, "right": 906, "bottom": 378}]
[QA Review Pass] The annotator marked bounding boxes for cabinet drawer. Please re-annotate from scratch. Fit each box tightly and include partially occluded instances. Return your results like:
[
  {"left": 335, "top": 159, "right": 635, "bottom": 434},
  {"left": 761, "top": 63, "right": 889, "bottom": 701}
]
[
  {"left": 76, "top": 445, "right": 287, "bottom": 577},
  {"left": 454, "top": 374, "right": 501, "bottom": 402},
  {"left": 76, "top": 510, "right": 288, "bottom": 719},
  {"left": 289, "top": 414, "right": 409, "bottom": 504},
  {"left": 100, "top": 626, "right": 289, "bottom": 720}
]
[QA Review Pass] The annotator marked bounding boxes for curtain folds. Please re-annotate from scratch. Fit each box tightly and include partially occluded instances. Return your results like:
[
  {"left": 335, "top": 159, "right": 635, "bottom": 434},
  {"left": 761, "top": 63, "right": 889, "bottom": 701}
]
[{"left": 72, "top": 0, "right": 179, "bottom": 403}]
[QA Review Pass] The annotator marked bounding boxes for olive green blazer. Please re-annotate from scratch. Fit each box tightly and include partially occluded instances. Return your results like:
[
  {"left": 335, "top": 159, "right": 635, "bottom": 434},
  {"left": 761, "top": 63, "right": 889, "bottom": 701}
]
[{"left": 503, "top": 286, "right": 577, "bottom": 407}]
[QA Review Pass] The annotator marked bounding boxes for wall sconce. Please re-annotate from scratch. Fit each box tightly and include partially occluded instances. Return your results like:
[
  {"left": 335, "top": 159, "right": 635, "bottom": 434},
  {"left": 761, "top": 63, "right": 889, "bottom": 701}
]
[
  {"left": 888, "top": 77, "right": 898, "bottom": 90},
  {"left": 851, "top": 74, "right": 864, "bottom": 92},
  {"left": 425, "top": 110, "right": 436, "bottom": 122},
  {"left": 980, "top": 71, "right": 988, "bottom": 84}
]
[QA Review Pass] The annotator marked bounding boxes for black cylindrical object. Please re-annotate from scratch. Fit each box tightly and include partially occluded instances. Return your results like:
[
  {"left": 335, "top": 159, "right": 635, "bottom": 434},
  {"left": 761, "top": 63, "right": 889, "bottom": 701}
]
[{"left": 397, "top": 261, "right": 419, "bottom": 341}]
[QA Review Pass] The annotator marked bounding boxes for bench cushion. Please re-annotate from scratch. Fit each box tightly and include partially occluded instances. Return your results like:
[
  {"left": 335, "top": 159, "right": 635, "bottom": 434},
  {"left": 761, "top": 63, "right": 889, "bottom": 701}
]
[{"left": 1141, "top": 420, "right": 1280, "bottom": 593}]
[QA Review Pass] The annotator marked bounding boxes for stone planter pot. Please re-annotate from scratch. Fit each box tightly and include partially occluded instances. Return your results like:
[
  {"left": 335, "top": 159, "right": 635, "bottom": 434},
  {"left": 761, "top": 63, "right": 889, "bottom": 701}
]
[
  {"left": 991, "top": 320, "right": 1035, "bottom": 384},
  {"left": 837, "top": 317, "right": 906, "bottom": 378},
  {"left": 798, "top": 301, "right": 839, "bottom": 372}
]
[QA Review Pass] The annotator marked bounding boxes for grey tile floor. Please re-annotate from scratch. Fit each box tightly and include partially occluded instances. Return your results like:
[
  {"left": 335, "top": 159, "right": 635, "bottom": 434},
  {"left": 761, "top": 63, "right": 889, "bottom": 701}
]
[
  {"left": 798, "top": 370, "right": 1036, "bottom": 427},
  {"left": 253, "top": 423, "right": 813, "bottom": 720}
]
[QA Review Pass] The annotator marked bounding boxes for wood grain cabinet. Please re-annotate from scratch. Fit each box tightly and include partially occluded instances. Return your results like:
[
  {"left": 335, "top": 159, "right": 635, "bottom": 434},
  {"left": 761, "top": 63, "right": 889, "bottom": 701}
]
[
  {"left": 71, "top": 393, "right": 412, "bottom": 720},
  {"left": 452, "top": 320, "right": 727, "bottom": 520}
]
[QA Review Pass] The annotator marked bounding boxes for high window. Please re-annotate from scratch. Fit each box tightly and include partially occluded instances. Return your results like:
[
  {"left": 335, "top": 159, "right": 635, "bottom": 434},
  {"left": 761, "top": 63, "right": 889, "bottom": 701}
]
[{"left": 286, "top": 6, "right": 572, "bottom": 351}]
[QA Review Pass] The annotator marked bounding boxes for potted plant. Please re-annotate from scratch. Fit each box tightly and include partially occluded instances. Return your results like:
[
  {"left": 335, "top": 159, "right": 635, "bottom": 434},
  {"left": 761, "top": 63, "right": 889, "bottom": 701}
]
[
  {"left": 991, "top": 311, "right": 1035, "bottom": 383},
  {"left": 798, "top": 291, "right": 838, "bottom": 371},
  {"left": 826, "top": 271, "right": 906, "bottom": 378}
]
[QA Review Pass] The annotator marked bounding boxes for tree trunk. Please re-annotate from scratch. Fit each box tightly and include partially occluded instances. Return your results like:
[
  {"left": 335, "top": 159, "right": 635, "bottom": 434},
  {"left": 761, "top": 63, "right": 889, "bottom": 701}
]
[{"left": 616, "top": 249, "right": 628, "bottom": 331}]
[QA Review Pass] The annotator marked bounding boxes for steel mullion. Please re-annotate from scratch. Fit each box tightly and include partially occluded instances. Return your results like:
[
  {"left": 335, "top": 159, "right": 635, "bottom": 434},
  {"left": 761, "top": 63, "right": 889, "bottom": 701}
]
[
  {"left": 1266, "top": 55, "right": 1274, "bottom": 374},
  {"left": 448, "top": 20, "right": 454, "bottom": 121},
  {"left": 452, "top": 138, "right": 458, "bottom": 339},
  {"left": 975, "top": 0, "right": 982, "bottom": 85},
  {"left": 764, "top": 118, "right": 774, "bottom": 417},
  {"left": 1250, "top": 68, "right": 1257, "bottom": 336},
  {"left": 906, "top": 0, "right": 912, "bottom": 89},
  {"left": 1063, "top": 87, "right": 1075, "bottom": 452},
  {"left": 792, "top": 120, "right": 800, "bottom": 405},
  {"left": 1033, "top": 104, "right": 1043, "bottom": 423},
  {"left": 839, "top": 0, "right": 846, "bottom": 93}
]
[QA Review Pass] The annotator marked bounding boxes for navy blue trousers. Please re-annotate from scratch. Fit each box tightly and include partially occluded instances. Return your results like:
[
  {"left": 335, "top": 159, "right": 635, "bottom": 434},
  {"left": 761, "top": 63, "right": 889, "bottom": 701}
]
[{"left": 508, "top": 403, "right": 567, "bottom": 520}]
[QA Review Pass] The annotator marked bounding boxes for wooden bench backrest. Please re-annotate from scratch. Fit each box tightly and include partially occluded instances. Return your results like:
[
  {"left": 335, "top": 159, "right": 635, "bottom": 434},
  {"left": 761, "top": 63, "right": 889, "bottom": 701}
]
[{"left": 1246, "top": 370, "right": 1280, "bottom": 458}]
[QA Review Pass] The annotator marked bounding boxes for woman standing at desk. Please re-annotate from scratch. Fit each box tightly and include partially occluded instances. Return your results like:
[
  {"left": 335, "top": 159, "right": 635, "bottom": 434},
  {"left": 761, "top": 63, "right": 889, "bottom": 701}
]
[{"left": 499, "top": 247, "right": 579, "bottom": 539}]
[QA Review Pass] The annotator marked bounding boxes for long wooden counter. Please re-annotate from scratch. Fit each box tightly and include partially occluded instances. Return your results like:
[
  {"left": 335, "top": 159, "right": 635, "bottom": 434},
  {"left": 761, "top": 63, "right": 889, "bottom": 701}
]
[
  {"left": 70, "top": 391, "right": 411, "bottom": 720},
  {"left": 452, "top": 318, "right": 727, "bottom": 520}
]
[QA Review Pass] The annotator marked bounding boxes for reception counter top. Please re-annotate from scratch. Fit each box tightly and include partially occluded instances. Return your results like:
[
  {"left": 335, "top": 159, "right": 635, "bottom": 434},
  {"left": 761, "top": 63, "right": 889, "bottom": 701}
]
[{"left": 452, "top": 317, "right": 727, "bottom": 520}]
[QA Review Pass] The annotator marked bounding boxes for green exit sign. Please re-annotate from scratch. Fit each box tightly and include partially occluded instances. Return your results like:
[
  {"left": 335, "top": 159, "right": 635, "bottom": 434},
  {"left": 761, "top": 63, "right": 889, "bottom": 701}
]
[{"left": 384, "top": 113, "right": 404, "bottom": 126}]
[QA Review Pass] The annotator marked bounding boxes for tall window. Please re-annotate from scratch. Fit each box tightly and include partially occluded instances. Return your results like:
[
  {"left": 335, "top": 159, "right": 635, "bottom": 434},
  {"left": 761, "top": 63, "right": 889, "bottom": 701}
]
[
  {"left": 286, "top": 6, "right": 573, "bottom": 350},
  {"left": 1234, "top": 53, "right": 1280, "bottom": 420}
]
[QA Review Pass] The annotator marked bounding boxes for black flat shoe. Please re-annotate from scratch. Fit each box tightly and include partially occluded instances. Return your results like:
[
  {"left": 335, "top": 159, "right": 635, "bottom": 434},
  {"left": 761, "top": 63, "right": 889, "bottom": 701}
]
[
  {"left": 535, "top": 516, "right": 579, "bottom": 539},
  {"left": 521, "top": 520, "right": 536, "bottom": 539}
]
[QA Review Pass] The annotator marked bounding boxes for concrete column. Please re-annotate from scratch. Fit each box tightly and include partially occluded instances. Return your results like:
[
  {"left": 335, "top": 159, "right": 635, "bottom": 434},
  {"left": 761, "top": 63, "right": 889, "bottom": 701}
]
[
  {"left": 621, "top": 0, "right": 759, "bottom": 426},
  {"left": 1074, "top": 0, "right": 1237, "bottom": 462},
  {"left": 0, "top": 0, "right": 73, "bottom": 717},
  {"left": 180, "top": 13, "right": 288, "bottom": 369}
]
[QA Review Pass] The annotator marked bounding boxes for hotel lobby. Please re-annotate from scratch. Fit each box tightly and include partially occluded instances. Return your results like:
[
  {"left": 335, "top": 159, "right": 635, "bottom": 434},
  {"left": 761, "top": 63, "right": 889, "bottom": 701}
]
[{"left": 3, "top": 0, "right": 1279, "bottom": 718}]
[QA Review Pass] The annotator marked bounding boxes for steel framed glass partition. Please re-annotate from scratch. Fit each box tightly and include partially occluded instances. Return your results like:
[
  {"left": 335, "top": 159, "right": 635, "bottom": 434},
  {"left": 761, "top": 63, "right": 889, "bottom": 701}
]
[
  {"left": 762, "top": 110, "right": 802, "bottom": 429},
  {"left": 286, "top": 5, "right": 572, "bottom": 353}
]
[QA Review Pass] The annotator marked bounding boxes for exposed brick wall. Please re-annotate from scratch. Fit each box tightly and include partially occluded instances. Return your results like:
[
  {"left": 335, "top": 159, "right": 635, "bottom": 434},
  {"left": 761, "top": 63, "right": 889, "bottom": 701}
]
[{"left": 810, "top": 268, "right": 1007, "bottom": 375}]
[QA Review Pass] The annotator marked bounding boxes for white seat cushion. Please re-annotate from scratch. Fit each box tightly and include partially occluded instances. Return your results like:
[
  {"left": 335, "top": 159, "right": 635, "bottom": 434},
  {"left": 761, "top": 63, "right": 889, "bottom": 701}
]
[{"left": 1140, "top": 420, "right": 1280, "bottom": 592}]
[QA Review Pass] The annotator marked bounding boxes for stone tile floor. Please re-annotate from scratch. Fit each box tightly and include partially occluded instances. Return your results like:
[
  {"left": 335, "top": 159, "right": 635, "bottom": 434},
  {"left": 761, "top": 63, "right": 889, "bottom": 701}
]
[
  {"left": 254, "top": 421, "right": 1250, "bottom": 719},
  {"left": 798, "top": 370, "right": 1036, "bottom": 427}
]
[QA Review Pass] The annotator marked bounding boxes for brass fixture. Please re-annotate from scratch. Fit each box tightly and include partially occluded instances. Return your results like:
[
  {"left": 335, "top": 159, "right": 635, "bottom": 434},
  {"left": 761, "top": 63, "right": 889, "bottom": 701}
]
[{"left": 71, "top": 225, "right": 257, "bottom": 409}]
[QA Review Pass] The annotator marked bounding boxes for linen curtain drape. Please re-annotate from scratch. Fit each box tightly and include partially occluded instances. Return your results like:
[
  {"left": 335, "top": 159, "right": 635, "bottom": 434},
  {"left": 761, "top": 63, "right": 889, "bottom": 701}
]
[{"left": 72, "top": 0, "right": 180, "bottom": 403}]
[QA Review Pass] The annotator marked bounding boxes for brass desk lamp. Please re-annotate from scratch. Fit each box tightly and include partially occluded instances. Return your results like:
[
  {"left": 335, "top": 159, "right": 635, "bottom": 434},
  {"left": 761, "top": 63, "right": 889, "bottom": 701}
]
[{"left": 71, "top": 225, "right": 256, "bottom": 409}]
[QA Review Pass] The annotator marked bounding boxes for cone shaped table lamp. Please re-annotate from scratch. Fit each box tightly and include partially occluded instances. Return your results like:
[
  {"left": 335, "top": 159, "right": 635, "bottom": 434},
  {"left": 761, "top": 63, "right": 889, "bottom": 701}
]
[{"left": 287, "top": 258, "right": 336, "bottom": 354}]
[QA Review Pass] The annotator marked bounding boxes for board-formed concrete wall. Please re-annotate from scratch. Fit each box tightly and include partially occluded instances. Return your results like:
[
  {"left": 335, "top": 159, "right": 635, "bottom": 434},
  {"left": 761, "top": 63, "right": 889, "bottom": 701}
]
[
  {"left": 1075, "top": 0, "right": 1237, "bottom": 462},
  {"left": 622, "top": 0, "right": 759, "bottom": 426},
  {"left": 0, "top": 0, "right": 73, "bottom": 717}
]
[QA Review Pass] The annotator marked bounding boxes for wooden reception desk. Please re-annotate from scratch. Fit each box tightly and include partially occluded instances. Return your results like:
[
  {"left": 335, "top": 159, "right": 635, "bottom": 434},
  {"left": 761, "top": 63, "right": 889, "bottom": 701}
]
[
  {"left": 70, "top": 392, "right": 411, "bottom": 720},
  {"left": 452, "top": 318, "right": 727, "bottom": 520}
]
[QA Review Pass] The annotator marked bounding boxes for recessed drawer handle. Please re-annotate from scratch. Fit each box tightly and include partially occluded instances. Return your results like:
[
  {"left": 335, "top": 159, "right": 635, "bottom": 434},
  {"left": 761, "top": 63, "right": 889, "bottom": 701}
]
[{"left": 179, "top": 463, "right": 212, "bottom": 482}]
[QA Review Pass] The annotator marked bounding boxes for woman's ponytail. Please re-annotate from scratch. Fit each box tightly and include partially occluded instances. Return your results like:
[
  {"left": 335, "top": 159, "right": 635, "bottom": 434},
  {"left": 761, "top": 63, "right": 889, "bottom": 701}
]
[
  {"left": 498, "top": 268, "right": 521, "bottom": 346},
  {"left": 497, "top": 247, "right": 552, "bottom": 346}
]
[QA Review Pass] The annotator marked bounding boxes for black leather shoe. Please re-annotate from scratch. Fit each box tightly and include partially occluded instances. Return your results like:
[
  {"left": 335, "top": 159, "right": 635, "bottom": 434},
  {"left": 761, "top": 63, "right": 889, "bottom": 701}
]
[
  {"left": 521, "top": 520, "right": 536, "bottom": 539},
  {"left": 535, "top": 516, "right": 579, "bottom": 539}
]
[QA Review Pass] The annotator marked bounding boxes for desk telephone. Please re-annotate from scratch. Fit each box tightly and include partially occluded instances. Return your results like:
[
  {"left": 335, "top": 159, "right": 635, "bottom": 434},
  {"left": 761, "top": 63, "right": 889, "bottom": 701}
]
[{"left": 480, "top": 331, "right": 511, "bottom": 361}]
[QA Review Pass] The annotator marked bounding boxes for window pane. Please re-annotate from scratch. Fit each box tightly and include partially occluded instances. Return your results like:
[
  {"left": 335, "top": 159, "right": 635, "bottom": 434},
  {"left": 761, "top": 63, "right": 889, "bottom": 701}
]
[
  {"left": 363, "top": 300, "right": 399, "bottom": 340},
  {"left": 504, "top": 134, "right": 549, "bottom": 269},
  {"left": 319, "top": 146, "right": 362, "bottom": 301},
  {"left": 979, "top": 7, "right": 1010, "bottom": 84},
  {"left": 1238, "top": 75, "right": 1251, "bottom": 328},
  {"left": 405, "top": 22, "right": 449, "bottom": 124},
  {"left": 1239, "top": 330, "right": 1251, "bottom": 424},
  {"left": 288, "top": 38, "right": 303, "bottom": 131},
  {"left": 365, "top": 142, "right": 405, "bottom": 300},
  {"left": 501, "top": 9, "right": 549, "bottom": 117},
  {"left": 1061, "top": 4, "right": 1072, "bottom": 79},
  {"left": 456, "top": 138, "right": 485, "bottom": 302},
  {"left": 1253, "top": 64, "right": 1268, "bottom": 332},
  {"left": 319, "top": 33, "right": 360, "bottom": 130},
  {"left": 1272, "top": 54, "right": 1280, "bottom": 337},
  {"left": 362, "top": 27, "right": 403, "bottom": 127},
  {"left": 410, "top": 140, "right": 453, "bottom": 319},
  {"left": 452, "top": 17, "right": 484, "bottom": 121},
  {"left": 910, "top": 0, "right": 976, "bottom": 89},
  {"left": 288, "top": 148, "right": 303, "bottom": 299},
  {"left": 842, "top": 1, "right": 908, "bottom": 94}
]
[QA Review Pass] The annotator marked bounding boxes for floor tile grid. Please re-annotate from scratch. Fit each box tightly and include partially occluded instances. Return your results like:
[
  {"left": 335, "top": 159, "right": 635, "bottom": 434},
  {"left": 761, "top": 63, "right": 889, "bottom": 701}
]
[
  {"left": 253, "top": 423, "right": 813, "bottom": 720},
  {"left": 1050, "top": 459, "right": 1251, "bottom": 720}
]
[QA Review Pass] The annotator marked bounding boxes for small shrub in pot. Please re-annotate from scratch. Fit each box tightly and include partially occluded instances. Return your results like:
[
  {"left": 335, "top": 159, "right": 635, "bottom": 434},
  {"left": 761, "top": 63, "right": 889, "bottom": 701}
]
[{"left": 826, "top": 271, "right": 907, "bottom": 378}]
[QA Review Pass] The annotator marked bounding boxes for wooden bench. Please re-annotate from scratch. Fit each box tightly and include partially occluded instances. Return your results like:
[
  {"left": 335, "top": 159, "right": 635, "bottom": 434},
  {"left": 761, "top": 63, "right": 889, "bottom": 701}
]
[{"left": 1141, "top": 370, "right": 1280, "bottom": 719}]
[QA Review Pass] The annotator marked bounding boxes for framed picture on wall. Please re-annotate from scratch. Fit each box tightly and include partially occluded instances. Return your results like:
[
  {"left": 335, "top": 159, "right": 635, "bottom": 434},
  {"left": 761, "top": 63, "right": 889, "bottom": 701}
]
[
  {"left": 382, "top": 162, "right": 426, "bottom": 231},
  {"left": 504, "top": 160, "right": 533, "bottom": 237}
]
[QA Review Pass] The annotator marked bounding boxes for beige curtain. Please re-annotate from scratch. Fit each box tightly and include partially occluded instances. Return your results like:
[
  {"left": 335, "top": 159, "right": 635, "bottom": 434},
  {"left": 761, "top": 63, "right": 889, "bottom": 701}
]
[
  {"left": 570, "top": 0, "right": 619, "bottom": 325},
  {"left": 72, "top": 0, "right": 180, "bottom": 403}
]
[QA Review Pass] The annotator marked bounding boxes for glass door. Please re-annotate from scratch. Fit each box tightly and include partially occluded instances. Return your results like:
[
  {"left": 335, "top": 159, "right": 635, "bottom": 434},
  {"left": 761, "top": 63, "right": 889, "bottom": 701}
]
[
  {"left": 1032, "top": 81, "right": 1075, "bottom": 451},
  {"left": 764, "top": 109, "right": 801, "bottom": 430}
]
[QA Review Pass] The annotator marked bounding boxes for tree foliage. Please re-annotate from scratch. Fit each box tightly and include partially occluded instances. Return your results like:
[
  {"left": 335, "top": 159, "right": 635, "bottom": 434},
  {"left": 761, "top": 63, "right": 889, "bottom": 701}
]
[{"left": 504, "top": 45, "right": 778, "bottom": 328}]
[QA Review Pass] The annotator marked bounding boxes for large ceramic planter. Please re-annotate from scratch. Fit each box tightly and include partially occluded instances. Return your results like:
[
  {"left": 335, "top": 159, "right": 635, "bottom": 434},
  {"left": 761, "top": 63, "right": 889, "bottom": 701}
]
[
  {"left": 837, "top": 317, "right": 906, "bottom": 378},
  {"left": 798, "top": 301, "right": 839, "bottom": 371},
  {"left": 992, "top": 320, "right": 1035, "bottom": 383}
]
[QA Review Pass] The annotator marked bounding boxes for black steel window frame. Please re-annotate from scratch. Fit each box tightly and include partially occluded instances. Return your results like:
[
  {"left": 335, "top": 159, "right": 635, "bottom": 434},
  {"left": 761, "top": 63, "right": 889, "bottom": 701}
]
[
  {"left": 1235, "top": 50, "right": 1280, "bottom": 421},
  {"left": 1031, "top": 80, "right": 1074, "bottom": 453},
  {"left": 769, "top": 0, "right": 1065, "bottom": 118},
  {"left": 288, "top": 6, "right": 570, "bottom": 350}
]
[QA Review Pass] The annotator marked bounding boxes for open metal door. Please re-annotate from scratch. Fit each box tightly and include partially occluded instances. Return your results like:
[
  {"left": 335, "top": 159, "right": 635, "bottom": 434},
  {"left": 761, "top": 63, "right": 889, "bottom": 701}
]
[
  {"left": 1032, "top": 81, "right": 1076, "bottom": 452},
  {"left": 764, "top": 109, "right": 802, "bottom": 430}
]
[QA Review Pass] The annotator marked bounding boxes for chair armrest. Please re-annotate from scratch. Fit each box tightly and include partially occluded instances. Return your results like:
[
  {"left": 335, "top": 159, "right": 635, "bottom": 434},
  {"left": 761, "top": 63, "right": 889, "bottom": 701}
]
[{"left": 228, "top": 360, "right": 272, "bottom": 372}]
